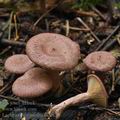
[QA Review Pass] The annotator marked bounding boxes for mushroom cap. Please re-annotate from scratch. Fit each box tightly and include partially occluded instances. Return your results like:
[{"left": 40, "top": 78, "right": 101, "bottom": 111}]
[
  {"left": 26, "top": 33, "right": 80, "bottom": 70},
  {"left": 5, "top": 54, "right": 35, "bottom": 74},
  {"left": 87, "top": 74, "right": 108, "bottom": 107},
  {"left": 83, "top": 51, "right": 116, "bottom": 72},
  {"left": 12, "top": 67, "right": 54, "bottom": 98}
]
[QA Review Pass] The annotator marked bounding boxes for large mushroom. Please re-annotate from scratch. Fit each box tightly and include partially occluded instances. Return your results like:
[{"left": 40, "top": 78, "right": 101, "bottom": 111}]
[
  {"left": 26, "top": 33, "right": 80, "bottom": 96},
  {"left": 46, "top": 74, "right": 108, "bottom": 119},
  {"left": 12, "top": 67, "right": 60, "bottom": 98},
  {"left": 26, "top": 33, "right": 80, "bottom": 71},
  {"left": 5, "top": 54, "right": 35, "bottom": 74}
]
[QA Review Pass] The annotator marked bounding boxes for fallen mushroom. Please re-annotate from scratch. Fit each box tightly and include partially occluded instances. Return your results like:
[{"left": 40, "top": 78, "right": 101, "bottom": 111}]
[
  {"left": 5, "top": 54, "right": 35, "bottom": 74},
  {"left": 83, "top": 51, "right": 116, "bottom": 72},
  {"left": 12, "top": 67, "right": 60, "bottom": 98},
  {"left": 26, "top": 33, "right": 80, "bottom": 71},
  {"left": 46, "top": 74, "right": 108, "bottom": 120}
]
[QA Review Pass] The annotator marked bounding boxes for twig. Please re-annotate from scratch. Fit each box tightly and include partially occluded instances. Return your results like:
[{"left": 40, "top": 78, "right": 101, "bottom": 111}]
[
  {"left": 101, "top": 39, "right": 117, "bottom": 51},
  {"left": 45, "top": 19, "right": 49, "bottom": 32},
  {"left": 13, "top": 13, "right": 19, "bottom": 41},
  {"left": 106, "top": 108, "right": 120, "bottom": 116},
  {"left": 95, "top": 25, "right": 120, "bottom": 51},
  {"left": 1, "top": 39, "right": 26, "bottom": 47},
  {"left": 0, "top": 18, "right": 11, "bottom": 39},
  {"left": 62, "top": 25, "right": 89, "bottom": 32},
  {"left": 76, "top": 17, "right": 101, "bottom": 43},
  {"left": 91, "top": 5, "right": 106, "bottom": 21},
  {"left": 0, "top": 74, "right": 15, "bottom": 94},
  {"left": 51, "top": 20, "right": 89, "bottom": 32},
  {"left": 78, "top": 105, "right": 120, "bottom": 116},
  {"left": 8, "top": 11, "right": 14, "bottom": 40},
  {"left": 79, "top": 105, "right": 120, "bottom": 116},
  {"left": 0, "top": 94, "right": 50, "bottom": 108},
  {"left": 0, "top": 46, "right": 12, "bottom": 56},
  {"left": 66, "top": 20, "right": 69, "bottom": 36},
  {"left": 74, "top": 10, "right": 97, "bottom": 17},
  {"left": 0, "top": 14, "right": 10, "bottom": 18},
  {"left": 111, "top": 69, "right": 115, "bottom": 91},
  {"left": 0, "top": 8, "right": 10, "bottom": 12},
  {"left": 33, "top": 0, "right": 64, "bottom": 27}
]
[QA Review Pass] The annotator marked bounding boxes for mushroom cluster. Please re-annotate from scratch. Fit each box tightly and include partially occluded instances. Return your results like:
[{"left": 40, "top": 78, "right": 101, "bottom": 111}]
[
  {"left": 4, "top": 32, "right": 117, "bottom": 120},
  {"left": 5, "top": 33, "right": 80, "bottom": 98}
]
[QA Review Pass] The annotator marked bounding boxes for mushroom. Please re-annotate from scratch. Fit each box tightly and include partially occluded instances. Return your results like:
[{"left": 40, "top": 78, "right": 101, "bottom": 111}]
[
  {"left": 5, "top": 54, "right": 35, "bottom": 74},
  {"left": 26, "top": 33, "right": 80, "bottom": 71},
  {"left": 26, "top": 33, "right": 80, "bottom": 96},
  {"left": 83, "top": 51, "right": 116, "bottom": 72},
  {"left": 46, "top": 74, "right": 108, "bottom": 119},
  {"left": 12, "top": 67, "right": 60, "bottom": 98}
]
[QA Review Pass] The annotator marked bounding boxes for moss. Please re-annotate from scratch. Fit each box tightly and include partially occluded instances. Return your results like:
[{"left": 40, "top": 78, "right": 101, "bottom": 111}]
[{"left": 72, "top": 0, "right": 104, "bottom": 10}]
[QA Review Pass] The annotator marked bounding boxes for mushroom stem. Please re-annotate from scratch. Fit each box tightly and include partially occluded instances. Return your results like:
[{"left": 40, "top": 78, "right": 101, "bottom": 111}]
[
  {"left": 48, "top": 93, "right": 89, "bottom": 119},
  {"left": 46, "top": 74, "right": 108, "bottom": 120}
]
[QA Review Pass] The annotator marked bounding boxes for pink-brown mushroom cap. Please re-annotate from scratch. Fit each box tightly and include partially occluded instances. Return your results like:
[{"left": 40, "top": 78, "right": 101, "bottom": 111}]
[
  {"left": 5, "top": 54, "right": 35, "bottom": 74},
  {"left": 26, "top": 33, "right": 80, "bottom": 70},
  {"left": 12, "top": 67, "right": 54, "bottom": 98},
  {"left": 83, "top": 51, "right": 116, "bottom": 72}
]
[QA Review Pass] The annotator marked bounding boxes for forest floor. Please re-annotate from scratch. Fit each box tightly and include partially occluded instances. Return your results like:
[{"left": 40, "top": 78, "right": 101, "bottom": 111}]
[{"left": 0, "top": 1, "right": 120, "bottom": 120}]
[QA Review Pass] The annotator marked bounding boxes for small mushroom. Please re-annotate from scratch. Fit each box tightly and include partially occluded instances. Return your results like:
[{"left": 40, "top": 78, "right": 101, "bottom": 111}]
[
  {"left": 46, "top": 74, "right": 108, "bottom": 120},
  {"left": 83, "top": 51, "right": 116, "bottom": 72},
  {"left": 5, "top": 54, "right": 35, "bottom": 74},
  {"left": 12, "top": 67, "right": 60, "bottom": 98},
  {"left": 26, "top": 33, "right": 80, "bottom": 71}
]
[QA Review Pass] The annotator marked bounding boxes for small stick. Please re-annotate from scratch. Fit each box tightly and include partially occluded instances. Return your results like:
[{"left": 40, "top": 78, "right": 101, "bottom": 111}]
[
  {"left": 0, "top": 13, "right": 9, "bottom": 18},
  {"left": 0, "top": 17, "right": 10, "bottom": 38},
  {"left": 8, "top": 11, "right": 14, "bottom": 40},
  {"left": 78, "top": 105, "right": 120, "bottom": 116},
  {"left": 74, "top": 10, "right": 97, "bottom": 17},
  {"left": 62, "top": 25, "right": 90, "bottom": 32},
  {"left": 0, "top": 8, "right": 10, "bottom": 12},
  {"left": 13, "top": 13, "right": 19, "bottom": 41},
  {"left": 95, "top": 25, "right": 120, "bottom": 51},
  {"left": 0, "top": 74, "right": 15, "bottom": 94},
  {"left": 101, "top": 39, "right": 117, "bottom": 51},
  {"left": 33, "top": 0, "right": 64, "bottom": 27},
  {"left": 0, "top": 94, "right": 50, "bottom": 108},
  {"left": 0, "top": 46, "right": 12, "bottom": 56},
  {"left": 106, "top": 108, "right": 120, "bottom": 116},
  {"left": 45, "top": 19, "right": 49, "bottom": 32},
  {"left": 65, "top": 20, "right": 70, "bottom": 36},
  {"left": 33, "top": 7, "right": 55, "bottom": 27},
  {"left": 91, "top": 5, "right": 106, "bottom": 21},
  {"left": 77, "top": 17, "right": 101, "bottom": 43},
  {"left": 111, "top": 69, "right": 115, "bottom": 92},
  {"left": 51, "top": 20, "right": 89, "bottom": 32},
  {"left": 1, "top": 39, "right": 26, "bottom": 47}
]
